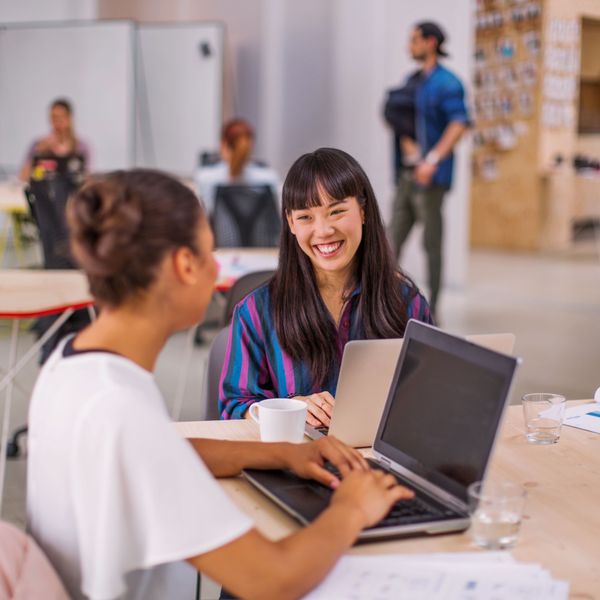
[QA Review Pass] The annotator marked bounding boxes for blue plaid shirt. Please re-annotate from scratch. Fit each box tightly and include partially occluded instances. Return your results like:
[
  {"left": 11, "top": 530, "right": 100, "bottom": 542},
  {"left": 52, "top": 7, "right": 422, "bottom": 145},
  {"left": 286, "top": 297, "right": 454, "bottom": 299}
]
[{"left": 415, "top": 63, "right": 469, "bottom": 189}]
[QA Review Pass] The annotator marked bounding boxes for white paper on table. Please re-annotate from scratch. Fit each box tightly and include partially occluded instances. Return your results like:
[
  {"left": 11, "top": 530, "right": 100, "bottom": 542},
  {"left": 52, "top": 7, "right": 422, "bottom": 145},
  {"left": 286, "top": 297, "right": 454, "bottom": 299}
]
[
  {"left": 563, "top": 402, "right": 600, "bottom": 434},
  {"left": 302, "top": 554, "right": 569, "bottom": 600}
]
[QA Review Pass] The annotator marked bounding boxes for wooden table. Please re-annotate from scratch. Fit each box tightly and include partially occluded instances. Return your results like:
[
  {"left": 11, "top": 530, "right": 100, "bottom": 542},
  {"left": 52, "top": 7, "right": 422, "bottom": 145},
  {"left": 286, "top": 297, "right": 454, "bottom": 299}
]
[
  {"left": 177, "top": 403, "right": 600, "bottom": 599},
  {"left": 0, "top": 269, "right": 94, "bottom": 515}
]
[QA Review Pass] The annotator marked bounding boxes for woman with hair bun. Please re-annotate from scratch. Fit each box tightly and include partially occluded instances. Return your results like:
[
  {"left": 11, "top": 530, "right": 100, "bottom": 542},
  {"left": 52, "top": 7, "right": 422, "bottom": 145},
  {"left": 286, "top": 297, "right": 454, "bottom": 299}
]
[
  {"left": 195, "top": 118, "right": 280, "bottom": 214},
  {"left": 26, "top": 169, "right": 412, "bottom": 600},
  {"left": 220, "top": 148, "right": 433, "bottom": 425}
]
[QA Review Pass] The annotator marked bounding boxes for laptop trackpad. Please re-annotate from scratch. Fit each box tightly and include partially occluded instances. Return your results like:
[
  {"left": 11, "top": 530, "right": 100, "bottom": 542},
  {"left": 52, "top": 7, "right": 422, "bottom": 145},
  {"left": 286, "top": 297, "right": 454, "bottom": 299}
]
[{"left": 244, "top": 469, "right": 331, "bottom": 522}]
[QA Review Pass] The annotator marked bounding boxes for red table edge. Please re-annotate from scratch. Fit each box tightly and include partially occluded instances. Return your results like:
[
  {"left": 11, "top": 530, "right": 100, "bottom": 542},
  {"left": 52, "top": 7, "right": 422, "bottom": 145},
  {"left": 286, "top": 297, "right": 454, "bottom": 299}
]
[{"left": 0, "top": 300, "right": 95, "bottom": 319}]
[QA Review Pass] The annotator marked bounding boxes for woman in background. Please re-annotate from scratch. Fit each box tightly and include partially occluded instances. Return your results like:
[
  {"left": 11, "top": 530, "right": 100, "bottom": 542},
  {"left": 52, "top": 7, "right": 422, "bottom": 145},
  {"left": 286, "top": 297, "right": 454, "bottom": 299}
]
[
  {"left": 19, "top": 98, "right": 90, "bottom": 182},
  {"left": 220, "top": 147, "right": 433, "bottom": 425},
  {"left": 26, "top": 169, "right": 412, "bottom": 600},
  {"left": 195, "top": 118, "right": 279, "bottom": 214}
]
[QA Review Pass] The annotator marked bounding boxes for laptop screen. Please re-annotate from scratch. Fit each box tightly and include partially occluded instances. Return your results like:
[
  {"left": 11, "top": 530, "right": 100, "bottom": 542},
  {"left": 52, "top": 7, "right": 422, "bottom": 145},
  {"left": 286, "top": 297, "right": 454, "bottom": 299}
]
[{"left": 375, "top": 321, "right": 518, "bottom": 503}]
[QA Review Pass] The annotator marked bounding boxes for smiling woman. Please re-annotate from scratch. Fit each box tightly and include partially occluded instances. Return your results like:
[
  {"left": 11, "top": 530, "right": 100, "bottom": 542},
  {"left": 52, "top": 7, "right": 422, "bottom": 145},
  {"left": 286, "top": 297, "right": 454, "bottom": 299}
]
[{"left": 219, "top": 148, "right": 434, "bottom": 425}]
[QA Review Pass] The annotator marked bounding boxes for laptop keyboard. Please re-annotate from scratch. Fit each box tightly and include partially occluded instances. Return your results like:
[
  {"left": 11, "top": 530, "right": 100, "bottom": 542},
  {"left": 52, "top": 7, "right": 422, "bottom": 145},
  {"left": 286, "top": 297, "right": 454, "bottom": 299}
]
[{"left": 320, "top": 461, "right": 458, "bottom": 528}]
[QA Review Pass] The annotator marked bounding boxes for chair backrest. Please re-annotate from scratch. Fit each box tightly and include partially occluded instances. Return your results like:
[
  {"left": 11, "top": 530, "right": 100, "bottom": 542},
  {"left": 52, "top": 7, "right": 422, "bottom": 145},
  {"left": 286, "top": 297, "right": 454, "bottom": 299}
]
[
  {"left": 212, "top": 184, "right": 280, "bottom": 248},
  {"left": 224, "top": 269, "right": 275, "bottom": 324},
  {"left": 27, "top": 177, "right": 78, "bottom": 269},
  {"left": 205, "top": 325, "right": 231, "bottom": 420}
]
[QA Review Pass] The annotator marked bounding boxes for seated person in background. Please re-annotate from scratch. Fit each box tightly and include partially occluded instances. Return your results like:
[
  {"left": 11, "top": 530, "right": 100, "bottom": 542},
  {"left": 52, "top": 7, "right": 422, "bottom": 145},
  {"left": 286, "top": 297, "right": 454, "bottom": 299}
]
[
  {"left": 195, "top": 118, "right": 279, "bottom": 214},
  {"left": 219, "top": 147, "right": 433, "bottom": 425},
  {"left": 19, "top": 98, "right": 90, "bottom": 182},
  {"left": 27, "top": 169, "right": 413, "bottom": 600}
]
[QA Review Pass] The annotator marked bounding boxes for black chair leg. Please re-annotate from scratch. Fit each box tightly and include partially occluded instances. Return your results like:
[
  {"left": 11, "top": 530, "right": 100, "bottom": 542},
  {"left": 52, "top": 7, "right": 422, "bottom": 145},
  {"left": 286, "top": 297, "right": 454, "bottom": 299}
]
[{"left": 6, "top": 426, "right": 28, "bottom": 459}]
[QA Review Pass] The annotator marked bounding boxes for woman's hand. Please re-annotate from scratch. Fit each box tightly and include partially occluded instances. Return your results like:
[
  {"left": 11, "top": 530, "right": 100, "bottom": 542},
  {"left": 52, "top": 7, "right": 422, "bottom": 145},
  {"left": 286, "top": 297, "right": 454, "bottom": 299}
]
[
  {"left": 281, "top": 436, "right": 368, "bottom": 488},
  {"left": 294, "top": 391, "right": 335, "bottom": 427},
  {"left": 331, "top": 470, "right": 415, "bottom": 528}
]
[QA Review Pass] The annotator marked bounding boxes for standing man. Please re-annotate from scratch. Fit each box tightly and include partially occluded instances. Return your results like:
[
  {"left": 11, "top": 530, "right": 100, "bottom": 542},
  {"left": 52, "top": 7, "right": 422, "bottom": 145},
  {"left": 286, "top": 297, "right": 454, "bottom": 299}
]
[{"left": 386, "top": 22, "right": 469, "bottom": 319}]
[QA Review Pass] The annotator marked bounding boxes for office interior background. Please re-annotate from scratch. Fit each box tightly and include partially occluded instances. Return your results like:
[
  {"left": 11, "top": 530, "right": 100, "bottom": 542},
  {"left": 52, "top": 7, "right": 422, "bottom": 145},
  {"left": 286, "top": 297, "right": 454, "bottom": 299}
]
[{"left": 1, "top": 0, "right": 599, "bottom": 528}]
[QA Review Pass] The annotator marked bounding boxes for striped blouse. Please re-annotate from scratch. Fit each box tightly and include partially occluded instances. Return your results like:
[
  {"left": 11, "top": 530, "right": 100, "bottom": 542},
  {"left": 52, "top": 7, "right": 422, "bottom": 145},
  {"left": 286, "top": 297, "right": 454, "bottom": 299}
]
[{"left": 218, "top": 281, "right": 433, "bottom": 419}]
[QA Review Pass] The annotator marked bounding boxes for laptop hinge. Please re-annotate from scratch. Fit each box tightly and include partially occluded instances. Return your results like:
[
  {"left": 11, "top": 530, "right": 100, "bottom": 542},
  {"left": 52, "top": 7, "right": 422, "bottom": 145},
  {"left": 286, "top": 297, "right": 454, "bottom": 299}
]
[{"left": 371, "top": 450, "right": 468, "bottom": 513}]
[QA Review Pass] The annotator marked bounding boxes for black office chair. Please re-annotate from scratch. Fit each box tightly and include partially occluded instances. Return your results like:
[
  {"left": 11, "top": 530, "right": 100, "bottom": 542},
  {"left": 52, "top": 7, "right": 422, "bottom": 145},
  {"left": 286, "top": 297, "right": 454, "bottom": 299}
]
[
  {"left": 26, "top": 174, "right": 92, "bottom": 364},
  {"left": 7, "top": 174, "right": 91, "bottom": 459},
  {"left": 26, "top": 176, "right": 76, "bottom": 270},
  {"left": 204, "top": 325, "right": 231, "bottom": 421},
  {"left": 212, "top": 184, "right": 281, "bottom": 248}
]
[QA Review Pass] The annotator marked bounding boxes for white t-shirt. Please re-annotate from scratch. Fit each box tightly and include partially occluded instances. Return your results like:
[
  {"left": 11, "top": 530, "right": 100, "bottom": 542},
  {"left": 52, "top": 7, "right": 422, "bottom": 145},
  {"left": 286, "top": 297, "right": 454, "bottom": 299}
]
[
  {"left": 195, "top": 160, "right": 280, "bottom": 214},
  {"left": 27, "top": 339, "right": 253, "bottom": 600}
]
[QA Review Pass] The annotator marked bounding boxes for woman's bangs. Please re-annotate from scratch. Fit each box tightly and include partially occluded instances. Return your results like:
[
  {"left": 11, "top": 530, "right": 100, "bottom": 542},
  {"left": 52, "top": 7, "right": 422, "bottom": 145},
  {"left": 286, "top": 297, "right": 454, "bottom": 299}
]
[
  {"left": 283, "top": 148, "right": 367, "bottom": 212},
  {"left": 285, "top": 166, "right": 324, "bottom": 210}
]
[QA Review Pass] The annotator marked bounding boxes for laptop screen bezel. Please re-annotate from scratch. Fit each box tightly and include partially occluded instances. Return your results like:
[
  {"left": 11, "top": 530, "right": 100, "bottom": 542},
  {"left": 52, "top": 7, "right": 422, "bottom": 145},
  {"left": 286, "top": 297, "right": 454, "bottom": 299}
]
[{"left": 373, "top": 320, "right": 518, "bottom": 503}]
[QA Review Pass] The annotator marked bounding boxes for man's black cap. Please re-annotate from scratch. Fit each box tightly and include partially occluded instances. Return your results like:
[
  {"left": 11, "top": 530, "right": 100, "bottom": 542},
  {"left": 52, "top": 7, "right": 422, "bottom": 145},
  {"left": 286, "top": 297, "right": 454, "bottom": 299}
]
[{"left": 416, "top": 21, "right": 449, "bottom": 57}]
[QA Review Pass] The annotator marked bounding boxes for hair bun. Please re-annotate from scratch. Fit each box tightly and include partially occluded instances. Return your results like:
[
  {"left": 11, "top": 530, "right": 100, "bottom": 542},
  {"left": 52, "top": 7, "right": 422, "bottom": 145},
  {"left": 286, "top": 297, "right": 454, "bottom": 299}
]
[{"left": 68, "top": 173, "right": 142, "bottom": 277}]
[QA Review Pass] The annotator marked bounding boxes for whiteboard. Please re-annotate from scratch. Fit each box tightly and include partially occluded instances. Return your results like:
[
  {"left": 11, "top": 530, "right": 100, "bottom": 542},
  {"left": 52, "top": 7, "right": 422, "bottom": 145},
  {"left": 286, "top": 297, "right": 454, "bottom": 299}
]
[
  {"left": 135, "top": 23, "right": 223, "bottom": 175},
  {"left": 0, "top": 21, "right": 135, "bottom": 173}
]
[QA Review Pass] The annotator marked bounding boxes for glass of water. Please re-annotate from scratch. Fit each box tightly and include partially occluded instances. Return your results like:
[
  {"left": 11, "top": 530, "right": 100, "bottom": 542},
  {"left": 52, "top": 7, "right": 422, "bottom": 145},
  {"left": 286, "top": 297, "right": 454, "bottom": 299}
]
[
  {"left": 468, "top": 480, "right": 527, "bottom": 549},
  {"left": 522, "top": 393, "right": 566, "bottom": 444}
]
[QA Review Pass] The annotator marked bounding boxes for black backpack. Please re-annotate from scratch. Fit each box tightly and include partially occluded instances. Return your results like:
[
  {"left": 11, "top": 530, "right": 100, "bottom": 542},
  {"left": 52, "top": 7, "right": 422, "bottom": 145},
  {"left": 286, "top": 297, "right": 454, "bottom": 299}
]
[{"left": 383, "top": 70, "right": 422, "bottom": 140}]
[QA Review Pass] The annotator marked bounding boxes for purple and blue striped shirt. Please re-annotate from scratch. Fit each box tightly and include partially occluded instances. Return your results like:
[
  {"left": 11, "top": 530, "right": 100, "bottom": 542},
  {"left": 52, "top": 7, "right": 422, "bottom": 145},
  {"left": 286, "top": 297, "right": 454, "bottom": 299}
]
[{"left": 218, "top": 281, "right": 433, "bottom": 419}]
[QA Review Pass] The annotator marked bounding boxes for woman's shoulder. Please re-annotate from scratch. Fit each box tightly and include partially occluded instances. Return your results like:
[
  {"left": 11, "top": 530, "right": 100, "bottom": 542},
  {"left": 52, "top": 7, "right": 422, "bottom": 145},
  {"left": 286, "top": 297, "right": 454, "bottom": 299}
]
[
  {"left": 232, "top": 281, "right": 272, "bottom": 316},
  {"left": 196, "top": 161, "right": 228, "bottom": 183},
  {"left": 397, "top": 274, "right": 420, "bottom": 297},
  {"left": 243, "top": 162, "right": 280, "bottom": 186},
  {"left": 397, "top": 275, "right": 432, "bottom": 320}
]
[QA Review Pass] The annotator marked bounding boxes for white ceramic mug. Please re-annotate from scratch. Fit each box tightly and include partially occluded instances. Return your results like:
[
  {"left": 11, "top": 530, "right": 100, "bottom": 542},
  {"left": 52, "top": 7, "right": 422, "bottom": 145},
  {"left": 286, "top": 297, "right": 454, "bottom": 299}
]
[{"left": 249, "top": 398, "right": 307, "bottom": 443}]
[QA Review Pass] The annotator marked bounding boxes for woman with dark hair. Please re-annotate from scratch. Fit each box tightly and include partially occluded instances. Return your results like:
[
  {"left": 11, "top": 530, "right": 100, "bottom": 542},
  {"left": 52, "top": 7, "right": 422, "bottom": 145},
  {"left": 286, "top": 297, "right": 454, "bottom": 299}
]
[
  {"left": 220, "top": 148, "right": 433, "bottom": 425},
  {"left": 19, "top": 97, "right": 91, "bottom": 181},
  {"left": 195, "top": 118, "right": 279, "bottom": 214},
  {"left": 26, "top": 169, "right": 412, "bottom": 600}
]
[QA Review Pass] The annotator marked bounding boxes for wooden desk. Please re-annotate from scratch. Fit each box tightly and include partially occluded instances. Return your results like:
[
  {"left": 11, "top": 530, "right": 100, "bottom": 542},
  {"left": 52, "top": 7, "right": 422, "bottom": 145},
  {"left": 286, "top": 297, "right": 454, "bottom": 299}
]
[
  {"left": 0, "top": 269, "right": 94, "bottom": 516},
  {"left": 177, "top": 404, "right": 600, "bottom": 599}
]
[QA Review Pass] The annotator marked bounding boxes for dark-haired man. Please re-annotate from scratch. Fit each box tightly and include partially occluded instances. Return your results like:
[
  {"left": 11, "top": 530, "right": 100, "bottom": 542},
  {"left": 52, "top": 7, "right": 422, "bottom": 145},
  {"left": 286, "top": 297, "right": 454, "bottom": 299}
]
[{"left": 386, "top": 21, "right": 469, "bottom": 319}]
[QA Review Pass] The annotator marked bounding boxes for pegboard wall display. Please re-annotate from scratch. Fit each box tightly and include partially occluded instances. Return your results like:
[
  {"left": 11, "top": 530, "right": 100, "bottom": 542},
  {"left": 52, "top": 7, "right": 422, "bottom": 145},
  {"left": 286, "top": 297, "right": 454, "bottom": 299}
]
[{"left": 472, "top": 0, "right": 543, "bottom": 183}]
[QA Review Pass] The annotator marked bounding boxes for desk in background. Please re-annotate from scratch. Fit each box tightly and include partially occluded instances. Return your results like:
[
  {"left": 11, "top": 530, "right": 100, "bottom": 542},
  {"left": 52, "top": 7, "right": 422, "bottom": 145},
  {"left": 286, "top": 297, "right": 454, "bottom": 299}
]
[
  {"left": 213, "top": 247, "right": 278, "bottom": 292},
  {"left": 0, "top": 269, "right": 94, "bottom": 515},
  {"left": 176, "top": 402, "right": 600, "bottom": 598}
]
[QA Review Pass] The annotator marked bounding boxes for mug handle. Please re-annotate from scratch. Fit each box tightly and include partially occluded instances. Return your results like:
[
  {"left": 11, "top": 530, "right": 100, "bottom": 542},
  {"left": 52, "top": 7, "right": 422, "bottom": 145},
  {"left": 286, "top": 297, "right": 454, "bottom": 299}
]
[{"left": 249, "top": 403, "right": 260, "bottom": 423}]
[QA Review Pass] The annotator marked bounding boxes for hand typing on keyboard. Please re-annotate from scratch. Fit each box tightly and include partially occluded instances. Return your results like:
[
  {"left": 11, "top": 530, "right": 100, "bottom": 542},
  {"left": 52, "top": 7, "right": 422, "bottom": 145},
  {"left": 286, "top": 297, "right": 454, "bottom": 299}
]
[
  {"left": 282, "top": 435, "right": 367, "bottom": 489},
  {"left": 330, "top": 470, "right": 415, "bottom": 528}
]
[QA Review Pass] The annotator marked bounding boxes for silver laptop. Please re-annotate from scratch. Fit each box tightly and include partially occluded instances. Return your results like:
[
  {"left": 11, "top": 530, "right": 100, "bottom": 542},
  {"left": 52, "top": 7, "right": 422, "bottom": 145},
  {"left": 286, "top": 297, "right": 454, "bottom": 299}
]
[
  {"left": 243, "top": 320, "right": 519, "bottom": 541},
  {"left": 306, "top": 332, "right": 516, "bottom": 448}
]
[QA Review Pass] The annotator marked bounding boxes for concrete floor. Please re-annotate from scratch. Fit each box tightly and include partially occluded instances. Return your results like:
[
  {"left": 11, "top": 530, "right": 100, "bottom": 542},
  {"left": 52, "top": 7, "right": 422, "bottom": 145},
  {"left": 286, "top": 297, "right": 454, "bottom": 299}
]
[{"left": 1, "top": 244, "right": 599, "bottom": 597}]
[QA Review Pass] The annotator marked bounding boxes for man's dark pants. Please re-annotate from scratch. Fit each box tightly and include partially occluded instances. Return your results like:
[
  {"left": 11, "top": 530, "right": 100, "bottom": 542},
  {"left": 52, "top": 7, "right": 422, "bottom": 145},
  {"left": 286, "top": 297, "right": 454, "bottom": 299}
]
[{"left": 388, "top": 168, "right": 446, "bottom": 317}]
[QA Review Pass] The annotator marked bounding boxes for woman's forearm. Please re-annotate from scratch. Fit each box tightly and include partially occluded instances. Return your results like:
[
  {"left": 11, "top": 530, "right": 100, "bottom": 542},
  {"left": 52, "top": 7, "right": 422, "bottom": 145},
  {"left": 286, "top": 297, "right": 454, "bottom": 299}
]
[{"left": 190, "top": 438, "right": 290, "bottom": 476}]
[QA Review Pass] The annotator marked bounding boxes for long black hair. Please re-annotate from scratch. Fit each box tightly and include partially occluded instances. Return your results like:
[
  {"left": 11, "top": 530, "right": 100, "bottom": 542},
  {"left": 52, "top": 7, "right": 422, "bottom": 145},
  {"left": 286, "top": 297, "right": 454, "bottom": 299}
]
[{"left": 270, "top": 148, "right": 415, "bottom": 386}]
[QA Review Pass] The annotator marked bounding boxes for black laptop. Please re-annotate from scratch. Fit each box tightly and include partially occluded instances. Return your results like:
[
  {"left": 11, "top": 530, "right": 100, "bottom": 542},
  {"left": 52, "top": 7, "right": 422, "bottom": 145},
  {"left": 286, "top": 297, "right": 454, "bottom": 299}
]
[
  {"left": 243, "top": 320, "right": 520, "bottom": 541},
  {"left": 31, "top": 152, "right": 86, "bottom": 182}
]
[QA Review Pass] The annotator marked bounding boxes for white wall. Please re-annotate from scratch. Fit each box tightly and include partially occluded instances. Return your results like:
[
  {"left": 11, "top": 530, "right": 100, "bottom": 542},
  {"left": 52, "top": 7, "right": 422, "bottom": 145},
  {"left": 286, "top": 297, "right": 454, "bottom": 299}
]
[{"left": 0, "top": 0, "right": 96, "bottom": 23}]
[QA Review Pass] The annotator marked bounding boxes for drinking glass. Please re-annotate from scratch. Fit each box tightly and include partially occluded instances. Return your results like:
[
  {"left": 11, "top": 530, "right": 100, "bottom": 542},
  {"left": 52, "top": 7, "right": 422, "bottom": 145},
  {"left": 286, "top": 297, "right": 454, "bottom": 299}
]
[
  {"left": 468, "top": 480, "right": 527, "bottom": 549},
  {"left": 522, "top": 393, "right": 566, "bottom": 444}
]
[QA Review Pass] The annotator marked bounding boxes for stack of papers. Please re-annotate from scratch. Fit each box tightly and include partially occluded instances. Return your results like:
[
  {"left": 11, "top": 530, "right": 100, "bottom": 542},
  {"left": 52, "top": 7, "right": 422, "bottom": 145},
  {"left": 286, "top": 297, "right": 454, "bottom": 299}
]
[
  {"left": 303, "top": 552, "right": 569, "bottom": 600},
  {"left": 563, "top": 401, "right": 600, "bottom": 434}
]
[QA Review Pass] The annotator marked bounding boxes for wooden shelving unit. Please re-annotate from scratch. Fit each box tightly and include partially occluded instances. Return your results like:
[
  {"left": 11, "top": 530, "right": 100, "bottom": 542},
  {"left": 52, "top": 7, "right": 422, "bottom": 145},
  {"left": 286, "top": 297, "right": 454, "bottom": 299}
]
[{"left": 470, "top": 0, "right": 600, "bottom": 252}]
